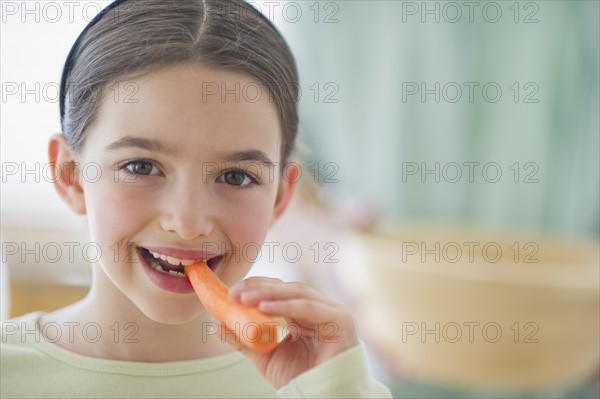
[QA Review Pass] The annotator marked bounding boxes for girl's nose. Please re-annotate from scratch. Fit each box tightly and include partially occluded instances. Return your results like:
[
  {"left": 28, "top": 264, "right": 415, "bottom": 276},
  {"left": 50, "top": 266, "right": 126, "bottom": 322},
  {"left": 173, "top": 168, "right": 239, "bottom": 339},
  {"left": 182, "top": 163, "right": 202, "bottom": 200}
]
[{"left": 159, "top": 182, "right": 214, "bottom": 240}]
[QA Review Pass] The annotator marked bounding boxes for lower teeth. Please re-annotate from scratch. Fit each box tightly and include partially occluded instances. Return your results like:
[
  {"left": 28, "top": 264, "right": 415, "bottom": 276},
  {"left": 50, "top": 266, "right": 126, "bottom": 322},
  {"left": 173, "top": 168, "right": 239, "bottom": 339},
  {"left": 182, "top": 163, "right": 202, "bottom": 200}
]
[{"left": 148, "top": 256, "right": 185, "bottom": 277}]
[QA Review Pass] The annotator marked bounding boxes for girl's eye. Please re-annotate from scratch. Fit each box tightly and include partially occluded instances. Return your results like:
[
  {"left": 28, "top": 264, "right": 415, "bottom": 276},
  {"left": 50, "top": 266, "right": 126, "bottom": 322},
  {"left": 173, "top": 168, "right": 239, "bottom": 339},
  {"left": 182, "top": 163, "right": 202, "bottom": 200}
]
[
  {"left": 123, "top": 160, "right": 161, "bottom": 176},
  {"left": 219, "top": 170, "right": 258, "bottom": 187}
]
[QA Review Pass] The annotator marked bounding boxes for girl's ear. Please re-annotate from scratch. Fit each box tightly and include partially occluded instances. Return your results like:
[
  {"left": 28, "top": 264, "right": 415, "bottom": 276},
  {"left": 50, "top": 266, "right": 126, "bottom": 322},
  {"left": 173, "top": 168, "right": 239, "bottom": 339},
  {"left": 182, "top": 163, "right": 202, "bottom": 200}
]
[
  {"left": 48, "top": 133, "right": 87, "bottom": 215},
  {"left": 270, "top": 162, "right": 301, "bottom": 225}
]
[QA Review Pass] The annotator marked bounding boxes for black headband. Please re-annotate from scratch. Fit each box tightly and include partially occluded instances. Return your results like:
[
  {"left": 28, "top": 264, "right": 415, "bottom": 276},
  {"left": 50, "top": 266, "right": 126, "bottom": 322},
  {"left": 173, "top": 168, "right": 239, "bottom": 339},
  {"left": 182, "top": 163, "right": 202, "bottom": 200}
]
[
  {"left": 59, "top": 0, "right": 127, "bottom": 130},
  {"left": 58, "top": 0, "right": 282, "bottom": 131}
]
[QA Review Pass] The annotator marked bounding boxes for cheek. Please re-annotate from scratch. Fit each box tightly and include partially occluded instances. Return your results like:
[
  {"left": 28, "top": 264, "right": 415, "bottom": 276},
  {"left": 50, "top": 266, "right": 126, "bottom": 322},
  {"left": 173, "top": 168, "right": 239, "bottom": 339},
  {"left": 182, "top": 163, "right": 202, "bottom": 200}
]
[
  {"left": 221, "top": 193, "right": 275, "bottom": 244},
  {"left": 217, "top": 192, "right": 277, "bottom": 283},
  {"left": 82, "top": 176, "right": 152, "bottom": 245}
]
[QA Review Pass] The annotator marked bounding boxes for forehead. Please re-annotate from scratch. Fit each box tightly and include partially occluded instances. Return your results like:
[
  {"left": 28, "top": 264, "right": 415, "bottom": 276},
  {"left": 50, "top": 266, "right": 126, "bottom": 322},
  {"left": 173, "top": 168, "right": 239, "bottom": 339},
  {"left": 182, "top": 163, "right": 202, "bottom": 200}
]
[{"left": 85, "top": 63, "right": 282, "bottom": 161}]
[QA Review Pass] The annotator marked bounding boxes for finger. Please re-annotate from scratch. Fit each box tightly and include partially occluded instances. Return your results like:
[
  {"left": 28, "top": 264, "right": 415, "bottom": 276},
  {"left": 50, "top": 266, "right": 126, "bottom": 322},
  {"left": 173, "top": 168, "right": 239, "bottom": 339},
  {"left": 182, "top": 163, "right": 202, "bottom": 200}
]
[
  {"left": 229, "top": 276, "right": 283, "bottom": 298},
  {"left": 237, "top": 282, "right": 334, "bottom": 307},
  {"left": 258, "top": 298, "right": 343, "bottom": 326},
  {"left": 259, "top": 299, "right": 360, "bottom": 351}
]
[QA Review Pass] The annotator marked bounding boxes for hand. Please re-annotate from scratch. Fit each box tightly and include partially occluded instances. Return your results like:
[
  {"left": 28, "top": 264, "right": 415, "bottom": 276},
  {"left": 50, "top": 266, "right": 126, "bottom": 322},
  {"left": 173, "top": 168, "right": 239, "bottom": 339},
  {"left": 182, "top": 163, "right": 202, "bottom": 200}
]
[{"left": 225, "top": 277, "right": 360, "bottom": 389}]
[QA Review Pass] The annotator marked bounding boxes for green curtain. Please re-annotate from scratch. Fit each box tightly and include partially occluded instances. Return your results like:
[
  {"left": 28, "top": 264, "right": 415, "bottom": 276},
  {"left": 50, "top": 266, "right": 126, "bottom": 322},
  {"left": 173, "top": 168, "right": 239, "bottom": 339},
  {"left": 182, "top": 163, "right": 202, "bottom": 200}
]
[{"left": 279, "top": 0, "right": 599, "bottom": 236}]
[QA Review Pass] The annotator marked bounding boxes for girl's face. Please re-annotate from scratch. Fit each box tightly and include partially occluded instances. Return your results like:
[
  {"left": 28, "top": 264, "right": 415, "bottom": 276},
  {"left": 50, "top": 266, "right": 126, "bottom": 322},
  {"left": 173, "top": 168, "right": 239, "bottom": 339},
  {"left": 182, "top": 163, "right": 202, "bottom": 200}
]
[{"left": 71, "top": 63, "right": 292, "bottom": 324}]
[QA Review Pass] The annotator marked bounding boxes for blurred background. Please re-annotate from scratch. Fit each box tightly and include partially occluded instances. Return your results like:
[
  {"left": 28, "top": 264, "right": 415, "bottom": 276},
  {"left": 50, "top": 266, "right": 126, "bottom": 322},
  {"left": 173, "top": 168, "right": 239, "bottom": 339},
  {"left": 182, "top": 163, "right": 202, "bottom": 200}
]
[{"left": 1, "top": 1, "right": 599, "bottom": 398}]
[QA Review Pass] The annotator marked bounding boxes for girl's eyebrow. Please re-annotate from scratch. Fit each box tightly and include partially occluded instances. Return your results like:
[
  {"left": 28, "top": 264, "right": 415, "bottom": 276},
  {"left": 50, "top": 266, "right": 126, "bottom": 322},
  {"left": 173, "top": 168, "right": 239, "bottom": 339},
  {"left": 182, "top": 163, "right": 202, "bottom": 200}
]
[
  {"left": 219, "top": 150, "right": 275, "bottom": 166},
  {"left": 105, "top": 136, "right": 274, "bottom": 166},
  {"left": 104, "top": 136, "right": 175, "bottom": 154}
]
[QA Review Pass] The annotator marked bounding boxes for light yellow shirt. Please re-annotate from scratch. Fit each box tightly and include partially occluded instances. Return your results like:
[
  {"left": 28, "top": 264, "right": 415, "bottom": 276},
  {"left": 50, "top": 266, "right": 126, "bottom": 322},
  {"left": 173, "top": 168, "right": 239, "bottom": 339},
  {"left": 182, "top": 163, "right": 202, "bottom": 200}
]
[{"left": 1, "top": 312, "right": 392, "bottom": 398}]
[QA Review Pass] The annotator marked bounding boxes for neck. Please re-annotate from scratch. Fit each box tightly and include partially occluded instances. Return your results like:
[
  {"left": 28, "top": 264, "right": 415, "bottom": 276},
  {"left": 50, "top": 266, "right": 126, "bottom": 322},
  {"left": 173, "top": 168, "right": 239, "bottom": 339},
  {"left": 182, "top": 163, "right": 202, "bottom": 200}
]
[{"left": 40, "top": 266, "right": 235, "bottom": 362}]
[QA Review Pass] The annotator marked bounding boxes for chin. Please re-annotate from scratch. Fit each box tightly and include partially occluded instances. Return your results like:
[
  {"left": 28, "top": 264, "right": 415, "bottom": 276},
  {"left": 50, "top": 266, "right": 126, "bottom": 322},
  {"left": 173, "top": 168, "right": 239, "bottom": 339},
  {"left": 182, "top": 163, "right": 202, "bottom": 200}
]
[{"left": 135, "top": 298, "right": 206, "bottom": 326}]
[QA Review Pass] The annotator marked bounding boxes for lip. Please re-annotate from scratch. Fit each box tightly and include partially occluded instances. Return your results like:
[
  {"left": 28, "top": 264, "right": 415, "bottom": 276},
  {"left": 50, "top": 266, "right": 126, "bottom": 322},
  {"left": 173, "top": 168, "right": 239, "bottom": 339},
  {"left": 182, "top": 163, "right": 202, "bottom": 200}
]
[
  {"left": 143, "top": 246, "right": 221, "bottom": 261},
  {"left": 137, "top": 246, "right": 195, "bottom": 293}
]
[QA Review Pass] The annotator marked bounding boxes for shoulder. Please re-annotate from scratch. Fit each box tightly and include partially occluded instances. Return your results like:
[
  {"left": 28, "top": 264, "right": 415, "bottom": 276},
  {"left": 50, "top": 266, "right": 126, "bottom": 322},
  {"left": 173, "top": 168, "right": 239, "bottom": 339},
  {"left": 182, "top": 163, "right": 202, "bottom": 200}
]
[
  {"left": 1, "top": 312, "right": 55, "bottom": 396},
  {"left": 1, "top": 311, "right": 46, "bottom": 349},
  {"left": 278, "top": 343, "right": 394, "bottom": 398},
  {"left": 1, "top": 312, "right": 51, "bottom": 366}
]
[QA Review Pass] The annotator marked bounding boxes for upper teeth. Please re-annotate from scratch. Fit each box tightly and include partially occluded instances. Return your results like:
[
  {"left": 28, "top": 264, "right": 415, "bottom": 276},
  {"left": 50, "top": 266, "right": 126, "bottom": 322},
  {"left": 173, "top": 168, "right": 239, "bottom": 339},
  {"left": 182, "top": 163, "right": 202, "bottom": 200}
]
[{"left": 148, "top": 250, "right": 200, "bottom": 267}]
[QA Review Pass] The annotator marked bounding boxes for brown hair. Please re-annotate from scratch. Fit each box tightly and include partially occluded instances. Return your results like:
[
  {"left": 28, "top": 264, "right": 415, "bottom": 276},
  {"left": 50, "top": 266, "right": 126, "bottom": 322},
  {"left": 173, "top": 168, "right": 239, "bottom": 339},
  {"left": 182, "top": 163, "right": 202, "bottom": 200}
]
[{"left": 61, "top": 0, "right": 299, "bottom": 161}]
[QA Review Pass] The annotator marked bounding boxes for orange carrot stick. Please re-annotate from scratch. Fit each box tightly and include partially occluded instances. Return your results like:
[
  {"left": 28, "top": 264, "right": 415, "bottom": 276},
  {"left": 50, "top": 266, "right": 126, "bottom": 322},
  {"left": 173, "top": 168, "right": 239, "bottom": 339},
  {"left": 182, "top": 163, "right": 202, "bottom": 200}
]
[{"left": 184, "top": 262, "right": 279, "bottom": 353}]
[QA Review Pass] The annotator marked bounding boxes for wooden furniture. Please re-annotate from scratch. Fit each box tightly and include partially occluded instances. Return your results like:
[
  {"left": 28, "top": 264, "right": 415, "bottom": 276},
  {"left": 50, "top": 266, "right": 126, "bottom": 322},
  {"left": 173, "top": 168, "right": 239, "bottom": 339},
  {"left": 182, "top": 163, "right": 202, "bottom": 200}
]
[
  {"left": 334, "top": 225, "right": 600, "bottom": 390},
  {"left": 1, "top": 226, "right": 92, "bottom": 318}
]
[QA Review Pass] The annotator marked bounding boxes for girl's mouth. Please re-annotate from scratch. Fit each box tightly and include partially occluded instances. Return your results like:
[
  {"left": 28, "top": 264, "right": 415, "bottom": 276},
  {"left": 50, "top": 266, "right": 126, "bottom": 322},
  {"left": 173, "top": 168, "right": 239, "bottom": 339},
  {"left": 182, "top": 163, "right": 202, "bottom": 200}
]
[{"left": 137, "top": 246, "right": 223, "bottom": 293}]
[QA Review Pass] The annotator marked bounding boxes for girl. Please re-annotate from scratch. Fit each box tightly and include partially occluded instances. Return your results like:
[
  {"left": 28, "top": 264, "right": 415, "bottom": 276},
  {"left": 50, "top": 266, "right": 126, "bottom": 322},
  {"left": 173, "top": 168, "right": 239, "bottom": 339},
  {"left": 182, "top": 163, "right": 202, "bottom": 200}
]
[{"left": 1, "top": 0, "right": 392, "bottom": 397}]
